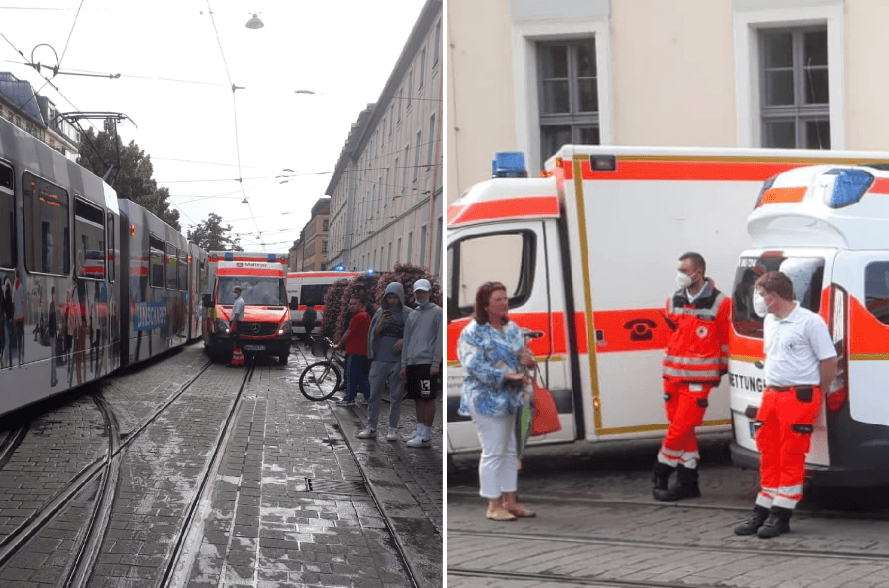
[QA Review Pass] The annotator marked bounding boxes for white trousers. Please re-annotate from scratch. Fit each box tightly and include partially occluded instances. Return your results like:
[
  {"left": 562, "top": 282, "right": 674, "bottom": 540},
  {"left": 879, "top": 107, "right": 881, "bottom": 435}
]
[{"left": 470, "top": 405, "right": 518, "bottom": 499}]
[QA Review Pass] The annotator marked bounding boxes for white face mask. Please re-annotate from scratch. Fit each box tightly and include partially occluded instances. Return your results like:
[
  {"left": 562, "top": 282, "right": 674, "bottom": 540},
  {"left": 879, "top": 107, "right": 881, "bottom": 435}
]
[
  {"left": 752, "top": 291, "right": 769, "bottom": 317},
  {"left": 676, "top": 272, "right": 693, "bottom": 290}
]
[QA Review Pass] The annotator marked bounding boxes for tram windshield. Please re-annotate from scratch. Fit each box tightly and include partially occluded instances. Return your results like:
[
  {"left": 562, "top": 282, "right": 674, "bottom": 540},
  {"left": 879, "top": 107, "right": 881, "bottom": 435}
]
[
  {"left": 217, "top": 276, "right": 287, "bottom": 306},
  {"left": 732, "top": 255, "right": 825, "bottom": 339}
]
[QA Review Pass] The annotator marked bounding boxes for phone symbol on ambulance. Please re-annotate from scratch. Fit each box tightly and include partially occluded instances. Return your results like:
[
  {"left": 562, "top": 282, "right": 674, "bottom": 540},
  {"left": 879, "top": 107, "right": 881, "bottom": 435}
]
[{"left": 623, "top": 318, "right": 657, "bottom": 341}]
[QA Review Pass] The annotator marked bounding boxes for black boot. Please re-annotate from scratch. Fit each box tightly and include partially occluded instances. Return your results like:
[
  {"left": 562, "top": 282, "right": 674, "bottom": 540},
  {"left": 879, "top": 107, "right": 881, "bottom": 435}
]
[
  {"left": 733, "top": 505, "right": 770, "bottom": 536},
  {"left": 654, "top": 464, "right": 701, "bottom": 501},
  {"left": 757, "top": 506, "right": 792, "bottom": 539},
  {"left": 651, "top": 462, "right": 673, "bottom": 499}
]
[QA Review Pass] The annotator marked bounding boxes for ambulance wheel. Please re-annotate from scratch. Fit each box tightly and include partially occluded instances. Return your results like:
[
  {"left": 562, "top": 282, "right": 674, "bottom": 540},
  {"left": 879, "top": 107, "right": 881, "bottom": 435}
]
[{"left": 278, "top": 354, "right": 289, "bottom": 365}]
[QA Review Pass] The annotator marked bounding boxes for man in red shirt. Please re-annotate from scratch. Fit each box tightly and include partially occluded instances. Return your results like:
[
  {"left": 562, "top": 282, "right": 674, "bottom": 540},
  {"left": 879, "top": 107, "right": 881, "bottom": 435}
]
[{"left": 334, "top": 296, "right": 371, "bottom": 407}]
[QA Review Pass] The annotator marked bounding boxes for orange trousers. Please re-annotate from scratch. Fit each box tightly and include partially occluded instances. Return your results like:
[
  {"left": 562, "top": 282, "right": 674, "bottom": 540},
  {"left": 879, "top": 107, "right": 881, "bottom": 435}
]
[
  {"left": 754, "top": 385, "right": 822, "bottom": 510},
  {"left": 657, "top": 380, "right": 713, "bottom": 470}
]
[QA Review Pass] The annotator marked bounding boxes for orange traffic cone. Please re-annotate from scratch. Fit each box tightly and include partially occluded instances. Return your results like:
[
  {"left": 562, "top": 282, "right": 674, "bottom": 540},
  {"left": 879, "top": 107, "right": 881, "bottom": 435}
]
[{"left": 231, "top": 345, "right": 245, "bottom": 366}]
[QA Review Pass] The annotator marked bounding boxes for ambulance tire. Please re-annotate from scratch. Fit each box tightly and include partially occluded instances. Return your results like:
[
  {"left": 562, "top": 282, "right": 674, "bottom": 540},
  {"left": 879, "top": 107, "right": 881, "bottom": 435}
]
[{"left": 278, "top": 353, "right": 289, "bottom": 366}]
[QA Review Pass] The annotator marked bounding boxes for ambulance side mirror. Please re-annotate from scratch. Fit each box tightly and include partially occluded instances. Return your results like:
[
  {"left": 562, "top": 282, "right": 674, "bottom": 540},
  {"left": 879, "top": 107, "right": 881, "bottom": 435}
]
[
  {"left": 203, "top": 293, "right": 213, "bottom": 307},
  {"left": 290, "top": 296, "right": 299, "bottom": 310}
]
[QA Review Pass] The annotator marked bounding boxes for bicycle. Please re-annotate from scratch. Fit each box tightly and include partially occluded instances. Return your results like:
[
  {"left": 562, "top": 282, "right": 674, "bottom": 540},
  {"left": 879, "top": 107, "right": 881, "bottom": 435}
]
[{"left": 298, "top": 336, "right": 346, "bottom": 401}]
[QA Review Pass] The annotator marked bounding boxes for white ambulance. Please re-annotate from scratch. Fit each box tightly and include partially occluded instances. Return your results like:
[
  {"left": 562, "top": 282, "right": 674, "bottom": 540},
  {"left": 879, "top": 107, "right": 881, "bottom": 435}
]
[
  {"left": 446, "top": 145, "right": 889, "bottom": 457},
  {"left": 202, "top": 251, "right": 295, "bottom": 364},
  {"left": 285, "top": 270, "right": 361, "bottom": 337},
  {"left": 729, "top": 163, "right": 889, "bottom": 486}
]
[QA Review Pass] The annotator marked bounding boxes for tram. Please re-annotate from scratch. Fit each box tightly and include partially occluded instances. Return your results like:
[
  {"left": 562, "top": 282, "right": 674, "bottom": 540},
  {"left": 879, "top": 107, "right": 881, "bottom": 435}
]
[{"left": 0, "top": 115, "right": 208, "bottom": 416}]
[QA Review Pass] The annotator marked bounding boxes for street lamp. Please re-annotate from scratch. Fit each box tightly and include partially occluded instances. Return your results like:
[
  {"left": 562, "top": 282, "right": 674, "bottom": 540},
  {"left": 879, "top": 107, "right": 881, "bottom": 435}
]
[{"left": 245, "top": 13, "right": 264, "bottom": 29}]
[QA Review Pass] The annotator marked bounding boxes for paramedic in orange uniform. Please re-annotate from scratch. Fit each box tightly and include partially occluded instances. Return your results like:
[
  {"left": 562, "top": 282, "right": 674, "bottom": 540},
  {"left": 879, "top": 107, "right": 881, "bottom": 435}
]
[
  {"left": 734, "top": 271, "right": 836, "bottom": 538},
  {"left": 653, "top": 252, "right": 731, "bottom": 501}
]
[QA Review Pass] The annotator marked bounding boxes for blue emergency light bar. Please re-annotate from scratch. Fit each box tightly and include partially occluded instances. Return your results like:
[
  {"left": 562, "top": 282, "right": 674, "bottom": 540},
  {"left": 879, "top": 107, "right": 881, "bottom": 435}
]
[
  {"left": 824, "top": 168, "right": 873, "bottom": 208},
  {"left": 224, "top": 252, "right": 234, "bottom": 261},
  {"left": 492, "top": 152, "right": 528, "bottom": 178}
]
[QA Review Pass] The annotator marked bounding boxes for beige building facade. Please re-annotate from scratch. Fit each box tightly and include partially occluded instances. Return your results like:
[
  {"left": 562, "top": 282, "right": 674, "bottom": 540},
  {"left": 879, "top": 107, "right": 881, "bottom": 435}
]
[
  {"left": 448, "top": 0, "right": 889, "bottom": 206},
  {"left": 327, "top": 0, "right": 443, "bottom": 276}
]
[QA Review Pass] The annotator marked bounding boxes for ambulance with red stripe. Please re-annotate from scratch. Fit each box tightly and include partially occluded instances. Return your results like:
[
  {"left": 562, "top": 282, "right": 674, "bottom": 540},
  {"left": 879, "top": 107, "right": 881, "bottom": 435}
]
[
  {"left": 202, "top": 251, "right": 296, "bottom": 365},
  {"left": 730, "top": 163, "right": 889, "bottom": 486},
  {"left": 446, "top": 146, "right": 889, "bottom": 457},
  {"left": 286, "top": 270, "right": 361, "bottom": 337}
]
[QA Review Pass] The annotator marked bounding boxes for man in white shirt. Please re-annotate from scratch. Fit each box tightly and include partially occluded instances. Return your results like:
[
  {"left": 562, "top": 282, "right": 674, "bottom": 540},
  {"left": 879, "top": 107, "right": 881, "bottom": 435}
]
[
  {"left": 734, "top": 271, "right": 837, "bottom": 539},
  {"left": 228, "top": 286, "right": 246, "bottom": 367}
]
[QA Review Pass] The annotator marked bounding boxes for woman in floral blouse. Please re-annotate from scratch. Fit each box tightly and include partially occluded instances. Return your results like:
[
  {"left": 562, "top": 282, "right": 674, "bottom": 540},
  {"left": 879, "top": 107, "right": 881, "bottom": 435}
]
[{"left": 458, "top": 281, "right": 537, "bottom": 521}]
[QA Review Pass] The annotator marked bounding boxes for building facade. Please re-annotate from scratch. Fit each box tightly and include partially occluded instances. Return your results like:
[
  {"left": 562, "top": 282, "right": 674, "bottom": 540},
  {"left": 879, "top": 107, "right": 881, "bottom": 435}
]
[
  {"left": 447, "top": 0, "right": 889, "bottom": 205},
  {"left": 0, "top": 72, "right": 80, "bottom": 158},
  {"left": 288, "top": 198, "right": 331, "bottom": 271},
  {"left": 326, "top": 0, "right": 443, "bottom": 276}
]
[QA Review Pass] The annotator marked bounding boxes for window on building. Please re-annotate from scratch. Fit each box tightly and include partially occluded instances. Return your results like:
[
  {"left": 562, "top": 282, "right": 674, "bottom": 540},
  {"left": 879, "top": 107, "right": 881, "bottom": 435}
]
[
  {"left": 381, "top": 120, "right": 386, "bottom": 147},
  {"left": 396, "top": 237, "right": 402, "bottom": 262},
  {"left": 418, "top": 46, "right": 427, "bottom": 90},
  {"left": 435, "top": 217, "right": 442, "bottom": 276},
  {"left": 397, "top": 88, "right": 403, "bottom": 122},
  {"left": 538, "top": 38, "right": 599, "bottom": 161},
  {"left": 413, "top": 130, "right": 422, "bottom": 183},
  {"left": 427, "top": 113, "right": 436, "bottom": 170},
  {"left": 378, "top": 176, "right": 383, "bottom": 213},
  {"left": 402, "top": 145, "right": 410, "bottom": 192},
  {"left": 406, "top": 69, "right": 413, "bottom": 108},
  {"left": 322, "top": 240, "right": 328, "bottom": 253},
  {"left": 149, "top": 235, "right": 164, "bottom": 288},
  {"left": 23, "top": 172, "right": 68, "bottom": 276},
  {"left": 420, "top": 224, "right": 427, "bottom": 267},
  {"left": 760, "top": 27, "right": 829, "bottom": 149},
  {"left": 389, "top": 105, "right": 394, "bottom": 135},
  {"left": 387, "top": 243, "right": 392, "bottom": 270},
  {"left": 0, "top": 162, "right": 15, "bottom": 269},
  {"left": 384, "top": 168, "right": 390, "bottom": 207},
  {"left": 74, "top": 199, "right": 105, "bottom": 280},
  {"left": 323, "top": 219, "right": 329, "bottom": 232},
  {"left": 407, "top": 232, "right": 413, "bottom": 263},
  {"left": 394, "top": 156, "right": 400, "bottom": 194},
  {"left": 433, "top": 20, "right": 441, "bottom": 67}
]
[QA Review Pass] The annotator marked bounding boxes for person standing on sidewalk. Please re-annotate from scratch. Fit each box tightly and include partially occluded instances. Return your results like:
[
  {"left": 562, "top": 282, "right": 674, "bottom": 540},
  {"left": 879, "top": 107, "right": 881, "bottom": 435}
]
[
  {"left": 458, "top": 281, "right": 537, "bottom": 521},
  {"left": 302, "top": 304, "right": 317, "bottom": 349},
  {"left": 653, "top": 252, "right": 731, "bottom": 501},
  {"left": 733, "top": 271, "right": 837, "bottom": 539},
  {"left": 334, "top": 296, "right": 371, "bottom": 407},
  {"left": 227, "top": 286, "right": 246, "bottom": 367},
  {"left": 401, "top": 279, "right": 442, "bottom": 448},
  {"left": 358, "top": 282, "right": 412, "bottom": 441}
]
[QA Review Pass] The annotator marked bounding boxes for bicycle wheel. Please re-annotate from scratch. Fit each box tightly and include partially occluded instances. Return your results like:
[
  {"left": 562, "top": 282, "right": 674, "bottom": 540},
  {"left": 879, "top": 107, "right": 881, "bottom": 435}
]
[{"left": 299, "top": 361, "right": 342, "bottom": 401}]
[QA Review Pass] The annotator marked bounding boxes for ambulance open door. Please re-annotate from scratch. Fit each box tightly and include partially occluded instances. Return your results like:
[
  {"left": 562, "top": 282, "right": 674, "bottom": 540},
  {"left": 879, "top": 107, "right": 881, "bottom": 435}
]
[{"left": 446, "top": 220, "right": 577, "bottom": 453}]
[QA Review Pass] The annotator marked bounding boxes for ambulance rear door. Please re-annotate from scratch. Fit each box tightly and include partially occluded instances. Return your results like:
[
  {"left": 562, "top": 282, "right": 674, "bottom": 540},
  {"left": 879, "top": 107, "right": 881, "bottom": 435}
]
[
  {"left": 824, "top": 251, "right": 889, "bottom": 468},
  {"left": 729, "top": 249, "right": 835, "bottom": 467},
  {"left": 446, "top": 218, "right": 576, "bottom": 454}
]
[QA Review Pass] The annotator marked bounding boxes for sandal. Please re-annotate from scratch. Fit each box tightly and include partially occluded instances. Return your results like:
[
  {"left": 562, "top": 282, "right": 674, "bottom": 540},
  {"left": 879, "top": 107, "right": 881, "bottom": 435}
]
[
  {"left": 486, "top": 506, "right": 516, "bottom": 521},
  {"left": 507, "top": 505, "right": 536, "bottom": 518}
]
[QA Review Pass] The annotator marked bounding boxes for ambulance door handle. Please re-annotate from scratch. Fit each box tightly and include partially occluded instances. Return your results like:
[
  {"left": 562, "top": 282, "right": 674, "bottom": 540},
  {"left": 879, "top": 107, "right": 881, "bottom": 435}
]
[{"left": 521, "top": 329, "right": 545, "bottom": 339}]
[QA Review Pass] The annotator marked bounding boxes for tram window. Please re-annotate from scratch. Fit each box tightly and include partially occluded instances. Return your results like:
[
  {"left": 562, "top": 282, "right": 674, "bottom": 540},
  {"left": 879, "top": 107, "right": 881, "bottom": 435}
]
[
  {"left": 23, "top": 172, "right": 68, "bottom": 276},
  {"left": 733, "top": 256, "right": 825, "bottom": 338},
  {"left": 178, "top": 249, "right": 188, "bottom": 291},
  {"left": 449, "top": 230, "right": 536, "bottom": 318},
  {"left": 149, "top": 235, "right": 164, "bottom": 288},
  {"left": 0, "top": 162, "right": 14, "bottom": 269},
  {"left": 106, "top": 213, "right": 115, "bottom": 283},
  {"left": 864, "top": 262, "right": 889, "bottom": 326},
  {"left": 165, "top": 243, "right": 178, "bottom": 290},
  {"left": 74, "top": 199, "right": 105, "bottom": 280}
]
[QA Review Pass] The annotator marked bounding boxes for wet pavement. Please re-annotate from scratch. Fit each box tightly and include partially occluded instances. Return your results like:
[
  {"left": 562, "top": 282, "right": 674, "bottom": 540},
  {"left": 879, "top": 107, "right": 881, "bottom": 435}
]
[
  {"left": 0, "top": 341, "right": 442, "bottom": 588},
  {"left": 448, "top": 439, "right": 889, "bottom": 587}
]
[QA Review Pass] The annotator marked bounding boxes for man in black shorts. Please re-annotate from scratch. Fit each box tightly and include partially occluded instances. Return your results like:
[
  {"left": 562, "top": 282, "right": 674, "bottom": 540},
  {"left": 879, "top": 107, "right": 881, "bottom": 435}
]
[{"left": 400, "top": 279, "right": 442, "bottom": 448}]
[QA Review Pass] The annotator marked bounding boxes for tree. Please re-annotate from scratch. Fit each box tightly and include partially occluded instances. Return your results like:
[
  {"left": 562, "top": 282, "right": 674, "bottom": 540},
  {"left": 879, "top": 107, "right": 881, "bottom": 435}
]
[
  {"left": 187, "top": 213, "right": 243, "bottom": 251},
  {"left": 77, "top": 119, "right": 181, "bottom": 230},
  {"left": 371, "top": 262, "right": 442, "bottom": 308}
]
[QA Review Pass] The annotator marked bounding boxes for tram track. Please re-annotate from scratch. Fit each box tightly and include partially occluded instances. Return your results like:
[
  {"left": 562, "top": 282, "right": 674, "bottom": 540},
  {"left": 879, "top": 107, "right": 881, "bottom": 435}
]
[
  {"left": 448, "top": 567, "right": 729, "bottom": 588},
  {"left": 0, "top": 357, "right": 224, "bottom": 586}
]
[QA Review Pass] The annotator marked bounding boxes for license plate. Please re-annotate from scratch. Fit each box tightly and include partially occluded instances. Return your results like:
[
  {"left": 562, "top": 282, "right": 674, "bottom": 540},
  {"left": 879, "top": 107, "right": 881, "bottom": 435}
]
[{"left": 243, "top": 345, "right": 265, "bottom": 351}]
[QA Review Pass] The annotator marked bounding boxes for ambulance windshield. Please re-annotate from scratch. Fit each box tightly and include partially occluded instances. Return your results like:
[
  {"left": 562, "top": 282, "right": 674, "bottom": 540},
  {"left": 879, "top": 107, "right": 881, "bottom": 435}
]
[
  {"left": 218, "top": 277, "right": 287, "bottom": 306},
  {"left": 732, "top": 256, "right": 825, "bottom": 339}
]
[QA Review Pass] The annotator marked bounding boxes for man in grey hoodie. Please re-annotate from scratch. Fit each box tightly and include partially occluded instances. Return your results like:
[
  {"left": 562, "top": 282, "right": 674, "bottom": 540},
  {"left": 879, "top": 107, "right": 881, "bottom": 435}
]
[
  {"left": 357, "top": 281, "right": 412, "bottom": 441},
  {"left": 400, "top": 279, "right": 442, "bottom": 448}
]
